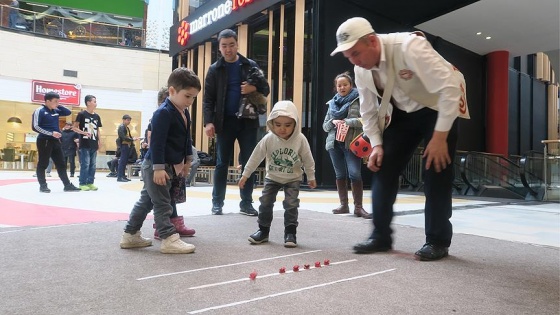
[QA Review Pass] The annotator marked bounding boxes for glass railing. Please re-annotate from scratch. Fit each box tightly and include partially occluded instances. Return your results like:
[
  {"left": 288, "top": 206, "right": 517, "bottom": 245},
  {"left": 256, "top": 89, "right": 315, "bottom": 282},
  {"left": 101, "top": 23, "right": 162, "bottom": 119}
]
[
  {"left": 541, "top": 140, "right": 560, "bottom": 202},
  {"left": 1, "top": 5, "right": 145, "bottom": 47}
]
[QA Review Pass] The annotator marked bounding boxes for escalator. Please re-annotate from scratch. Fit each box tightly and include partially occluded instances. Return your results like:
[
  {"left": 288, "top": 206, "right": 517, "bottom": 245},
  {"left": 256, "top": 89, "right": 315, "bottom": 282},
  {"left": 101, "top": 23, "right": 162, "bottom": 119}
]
[{"left": 400, "top": 150, "right": 546, "bottom": 200}]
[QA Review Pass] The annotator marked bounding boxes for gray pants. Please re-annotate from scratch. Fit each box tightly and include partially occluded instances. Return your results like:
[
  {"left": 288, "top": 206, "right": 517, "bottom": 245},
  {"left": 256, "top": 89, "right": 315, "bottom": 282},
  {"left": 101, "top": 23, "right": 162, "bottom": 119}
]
[
  {"left": 257, "top": 179, "right": 300, "bottom": 232},
  {"left": 123, "top": 159, "right": 176, "bottom": 239}
]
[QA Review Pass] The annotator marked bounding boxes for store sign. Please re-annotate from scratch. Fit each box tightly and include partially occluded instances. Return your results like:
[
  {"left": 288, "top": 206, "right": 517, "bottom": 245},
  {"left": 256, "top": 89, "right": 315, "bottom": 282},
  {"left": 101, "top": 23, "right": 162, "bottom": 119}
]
[
  {"left": 177, "top": 0, "right": 258, "bottom": 47},
  {"left": 31, "top": 80, "right": 81, "bottom": 106},
  {"left": 170, "top": 0, "right": 281, "bottom": 55}
]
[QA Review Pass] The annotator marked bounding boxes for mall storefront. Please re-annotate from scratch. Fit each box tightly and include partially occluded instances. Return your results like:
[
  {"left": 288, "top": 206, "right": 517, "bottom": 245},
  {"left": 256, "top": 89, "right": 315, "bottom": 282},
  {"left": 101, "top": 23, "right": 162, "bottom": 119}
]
[{"left": 169, "top": 0, "right": 488, "bottom": 187}]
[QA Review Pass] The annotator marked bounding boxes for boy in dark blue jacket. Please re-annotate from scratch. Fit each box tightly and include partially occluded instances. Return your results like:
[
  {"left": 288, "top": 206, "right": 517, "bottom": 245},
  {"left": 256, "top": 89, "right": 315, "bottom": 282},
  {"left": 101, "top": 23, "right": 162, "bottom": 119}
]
[
  {"left": 120, "top": 68, "right": 201, "bottom": 254},
  {"left": 32, "top": 92, "right": 80, "bottom": 193}
]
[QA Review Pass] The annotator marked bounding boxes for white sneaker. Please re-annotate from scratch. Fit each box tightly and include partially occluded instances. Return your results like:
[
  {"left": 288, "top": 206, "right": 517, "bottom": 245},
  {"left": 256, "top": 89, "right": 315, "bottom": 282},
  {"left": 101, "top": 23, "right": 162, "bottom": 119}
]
[
  {"left": 120, "top": 231, "right": 152, "bottom": 249},
  {"left": 160, "top": 233, "right": 195, "bottom": 254}
]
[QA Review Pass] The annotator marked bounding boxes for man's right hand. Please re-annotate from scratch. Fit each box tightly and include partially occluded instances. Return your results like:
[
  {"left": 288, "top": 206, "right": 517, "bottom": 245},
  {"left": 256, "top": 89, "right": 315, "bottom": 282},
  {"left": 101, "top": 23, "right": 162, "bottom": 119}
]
[
  {"left": 205, "top": 123, "right": 216, "bottom": 138},
  {"left": 367, "top": 145, "right": 384, "bottom": 172}
]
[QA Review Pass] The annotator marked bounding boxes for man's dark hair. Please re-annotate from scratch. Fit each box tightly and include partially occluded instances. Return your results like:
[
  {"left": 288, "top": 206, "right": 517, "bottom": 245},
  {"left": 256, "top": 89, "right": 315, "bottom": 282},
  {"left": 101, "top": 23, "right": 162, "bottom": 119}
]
[
  {"left": 168, "top": 67, "right": 201, "bottom": 92},
  {"left": 218, "top": 29, "right": 237, "bottom": 42},
  {"left": 44, "top": 91, "right": 60, "bottom": 101},
  {"left": 84, "top": 95, "right": 96, "bottom": 104}
]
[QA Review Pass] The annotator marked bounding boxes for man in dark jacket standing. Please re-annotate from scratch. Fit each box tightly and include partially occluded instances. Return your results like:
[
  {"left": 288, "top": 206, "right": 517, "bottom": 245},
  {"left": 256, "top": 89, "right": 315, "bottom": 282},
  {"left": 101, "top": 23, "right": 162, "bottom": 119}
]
[
  {"left": 31, "top": 92, "right": 80, "bottom": 193},
  {"left": 117, "top": 114, "right": 138, "bottom": 182},
  {"left": 203, "top": 28, "right": 270, "bottom": 216},
  {"left": 61, "top": 122, "right": 79, "bottom": 177}
]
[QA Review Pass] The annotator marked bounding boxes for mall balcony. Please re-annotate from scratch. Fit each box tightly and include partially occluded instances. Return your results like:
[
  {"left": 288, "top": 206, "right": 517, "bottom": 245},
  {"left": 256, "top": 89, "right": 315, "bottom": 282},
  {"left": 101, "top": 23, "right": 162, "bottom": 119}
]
[{"left": 0, "top": 4, "right": 145, "bottom": 48}]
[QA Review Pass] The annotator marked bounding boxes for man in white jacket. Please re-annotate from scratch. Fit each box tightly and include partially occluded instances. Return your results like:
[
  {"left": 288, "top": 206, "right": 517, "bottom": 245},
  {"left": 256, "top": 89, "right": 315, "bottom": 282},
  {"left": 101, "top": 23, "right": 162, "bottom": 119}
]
[
  {"left": 331, "top": 17, "right": 469, "bottom": 261},
  {"left": 239, "top": 101, "right": 316, "bottom": 248}
]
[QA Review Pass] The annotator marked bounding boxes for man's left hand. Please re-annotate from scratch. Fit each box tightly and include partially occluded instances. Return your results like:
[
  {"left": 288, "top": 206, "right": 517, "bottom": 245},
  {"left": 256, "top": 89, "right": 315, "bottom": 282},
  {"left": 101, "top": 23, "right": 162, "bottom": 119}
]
[
  {"left": 241, "top": 82, "right": 256, "bottom": 95},
  {"left": 423, "top": 130, "right": 451, "bottom": 173}
]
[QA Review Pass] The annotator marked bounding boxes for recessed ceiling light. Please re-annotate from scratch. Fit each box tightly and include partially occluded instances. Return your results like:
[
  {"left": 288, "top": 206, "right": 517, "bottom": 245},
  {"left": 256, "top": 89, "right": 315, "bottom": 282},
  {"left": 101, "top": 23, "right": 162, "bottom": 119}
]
[
  {"left": 485, "top": 36, "right": 492, "bottom": 40},
  {"left": 476, "top": 32, "right": 482, "bottom": 35}
]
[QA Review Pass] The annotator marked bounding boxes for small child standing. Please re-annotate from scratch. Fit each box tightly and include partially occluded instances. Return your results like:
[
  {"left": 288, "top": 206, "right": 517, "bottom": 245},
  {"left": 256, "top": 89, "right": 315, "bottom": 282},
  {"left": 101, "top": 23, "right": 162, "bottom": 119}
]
[
  {"left": 239, "top": 101, "right": 316, "bottom": 248},
  {"left": 119, "top": 67, "right": 201, "bottom": 254}
]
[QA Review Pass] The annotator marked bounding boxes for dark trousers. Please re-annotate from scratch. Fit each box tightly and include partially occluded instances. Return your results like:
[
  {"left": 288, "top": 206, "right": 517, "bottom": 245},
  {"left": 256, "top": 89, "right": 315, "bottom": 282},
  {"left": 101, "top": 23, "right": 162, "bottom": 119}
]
[
  {"left": 64, "top": 154, "right": 76, "bottom": 175},
  {"left": 370, "top": 107, "right": 458, "bottom": 247},
  {"left": 257, "top": 179, "right": 301, "bottom": 232},
  {"left": 117, "top": 144, "right": 131, "bottom": 178},
  {"left": 36, "top": 138, "right": 70, "bottom": 186},
  {"left": 212, "top": 116, "right": 257, "bottom": 207}
]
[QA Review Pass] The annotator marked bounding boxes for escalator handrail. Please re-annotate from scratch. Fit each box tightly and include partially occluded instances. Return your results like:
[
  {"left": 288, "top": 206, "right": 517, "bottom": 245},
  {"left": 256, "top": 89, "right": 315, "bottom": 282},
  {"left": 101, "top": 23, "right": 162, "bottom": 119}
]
[
  {"left": 518, "top": 156, "right": 541, "bottom": 196},
  {"left": 459, "top": 154, "right": 478, "bottom": 192}
]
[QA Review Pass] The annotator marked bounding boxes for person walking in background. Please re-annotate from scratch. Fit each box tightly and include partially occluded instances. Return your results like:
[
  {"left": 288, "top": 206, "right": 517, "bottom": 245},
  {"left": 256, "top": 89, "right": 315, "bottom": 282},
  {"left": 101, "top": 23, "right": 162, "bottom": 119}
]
[
  {"left": 116, "top": 114, "right": 138, "bottom": 182},
  {"left": 323, "top": 72, "right": 371, "bottom": 219},
  {"left": 74, "top": 95, "right": 102, "bottom": 191},
  {"left": 120, "top": 67, "right": 201, "bottom": 254},
  {"left": 240, "top": 101, "right": 316, "bottom": 248},
  {"left": 331, "top": 17, "right": 469, "bottom": 260},
  {"left": 8, "top": 0, "right": 19, "bottom": 29},
  {"left": 203, "top": 28, "right": 270, "bottom": 216},
  {"left": 31, "top": 92, "right": 80, "bottom": 193},
  {"left": 61, "top": 122, "right": 79, "bottom": 177}
]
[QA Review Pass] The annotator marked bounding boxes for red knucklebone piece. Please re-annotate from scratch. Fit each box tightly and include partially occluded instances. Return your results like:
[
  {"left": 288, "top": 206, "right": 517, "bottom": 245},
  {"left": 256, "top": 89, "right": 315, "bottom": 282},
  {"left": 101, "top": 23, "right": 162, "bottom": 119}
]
[
  {"left": 249, "top": 271, "right": 257, "bottom": 281},
  {"left": 324, "top": 259, "right": 330, "bottom": 266},
  {"left": 303, "top": 264, "right": 310, "bottom": 270},
  {"left": 315, "top": 261, "right": 321, "bottom": 268},
  {"left": 293, "top": 265, "right": 300, "bottom": 272},
  {"left": 279, "top": 267, "right": 286, "bottom": 274}
]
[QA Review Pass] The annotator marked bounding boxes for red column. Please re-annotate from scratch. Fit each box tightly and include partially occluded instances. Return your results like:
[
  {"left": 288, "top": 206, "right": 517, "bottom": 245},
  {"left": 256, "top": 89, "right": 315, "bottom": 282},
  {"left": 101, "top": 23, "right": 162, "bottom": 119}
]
[{"left": 486, "top": 50, "right": 509, "bottom": 156}]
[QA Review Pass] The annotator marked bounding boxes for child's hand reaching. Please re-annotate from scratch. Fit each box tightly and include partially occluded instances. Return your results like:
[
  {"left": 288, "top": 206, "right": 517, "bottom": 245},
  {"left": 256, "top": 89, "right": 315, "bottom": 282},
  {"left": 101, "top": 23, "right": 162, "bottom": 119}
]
[
  {"left": 239, "top": 176, "right": 248, "bottom": 189},
  {"left": 308, "top": 180, "right": 317, "bottom": 189}
]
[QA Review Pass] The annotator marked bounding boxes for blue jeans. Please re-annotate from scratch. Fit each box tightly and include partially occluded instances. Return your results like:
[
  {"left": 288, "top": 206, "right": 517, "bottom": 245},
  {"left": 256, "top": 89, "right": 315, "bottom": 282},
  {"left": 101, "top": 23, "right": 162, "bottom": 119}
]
[
  {"left": 212, "top": 116, "right": 257, "bottom": 207},
  {"left": 257, "top": 179, "right": 300, "bottom": 231},
  {"left": 79, "top": 147, "right": 97, "bottom": 185},
  {"left": 328, "top": 141, "right": 363, "bottom": 182},
  {"left": 124, "top": 159, "right": 176, "bottom": 239}
]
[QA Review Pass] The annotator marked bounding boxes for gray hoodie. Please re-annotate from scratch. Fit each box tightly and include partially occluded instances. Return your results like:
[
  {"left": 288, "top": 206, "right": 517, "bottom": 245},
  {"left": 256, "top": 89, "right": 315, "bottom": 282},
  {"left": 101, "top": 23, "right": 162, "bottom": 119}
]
[{"left": 242, "top": 101, "right": 315, "bottom": 184}]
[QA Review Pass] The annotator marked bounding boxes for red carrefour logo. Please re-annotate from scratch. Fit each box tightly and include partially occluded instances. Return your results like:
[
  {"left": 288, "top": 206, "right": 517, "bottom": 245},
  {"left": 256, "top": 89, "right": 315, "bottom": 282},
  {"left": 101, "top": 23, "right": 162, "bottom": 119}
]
[{"left": 177, "top": 21, "right": 190, "bottom": 46}]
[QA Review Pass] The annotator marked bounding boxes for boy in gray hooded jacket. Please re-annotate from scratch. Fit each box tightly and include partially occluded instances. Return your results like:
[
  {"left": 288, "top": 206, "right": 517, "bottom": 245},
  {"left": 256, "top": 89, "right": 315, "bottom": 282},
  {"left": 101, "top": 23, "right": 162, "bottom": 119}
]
[{"left": 239, "top": 101, "right": 316, "bottom": 248}]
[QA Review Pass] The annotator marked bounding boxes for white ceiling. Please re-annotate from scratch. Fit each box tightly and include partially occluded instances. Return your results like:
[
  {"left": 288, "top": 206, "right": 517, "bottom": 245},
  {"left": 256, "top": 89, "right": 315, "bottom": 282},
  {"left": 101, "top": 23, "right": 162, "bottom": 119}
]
[{"left": 416, "top": 0, "right": 560, "bottom": 58}]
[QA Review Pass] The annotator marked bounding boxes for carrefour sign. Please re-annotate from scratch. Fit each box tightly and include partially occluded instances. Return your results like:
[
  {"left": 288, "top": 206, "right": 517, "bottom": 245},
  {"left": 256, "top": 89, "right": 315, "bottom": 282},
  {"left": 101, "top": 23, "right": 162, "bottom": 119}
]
[{"left": 170, "top": 0, "right": 280, "bottom": 55}]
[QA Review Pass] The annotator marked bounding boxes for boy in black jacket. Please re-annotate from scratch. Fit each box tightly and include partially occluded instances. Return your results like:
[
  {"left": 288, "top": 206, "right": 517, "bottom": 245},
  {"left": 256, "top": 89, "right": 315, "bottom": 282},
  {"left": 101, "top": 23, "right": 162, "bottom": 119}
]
[{"left": 120, "top": 68, "right": 201, "bottom": 254}]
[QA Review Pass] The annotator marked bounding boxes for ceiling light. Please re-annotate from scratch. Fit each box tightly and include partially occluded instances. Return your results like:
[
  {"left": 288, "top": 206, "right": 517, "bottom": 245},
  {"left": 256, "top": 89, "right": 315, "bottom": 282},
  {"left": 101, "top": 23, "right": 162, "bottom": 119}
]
[
  {"left": 485, "top": 36, "right": 492, "bottom": 40},
  {"left": 476, "top": 32, "right": 482, "bottom": 35},
  {"left": 7, "top": 117, "right": 22, "bottom": 124},
  {"left": 27, "top": 3, "right": 49, "bottom": 7}
]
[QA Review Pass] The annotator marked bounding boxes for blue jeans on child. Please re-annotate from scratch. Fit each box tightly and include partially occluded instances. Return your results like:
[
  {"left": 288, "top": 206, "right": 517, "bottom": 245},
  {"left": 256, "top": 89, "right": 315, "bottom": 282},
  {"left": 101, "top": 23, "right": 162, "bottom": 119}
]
[{"left": 79, "top": 147, "right": 97, "bottom": 185}]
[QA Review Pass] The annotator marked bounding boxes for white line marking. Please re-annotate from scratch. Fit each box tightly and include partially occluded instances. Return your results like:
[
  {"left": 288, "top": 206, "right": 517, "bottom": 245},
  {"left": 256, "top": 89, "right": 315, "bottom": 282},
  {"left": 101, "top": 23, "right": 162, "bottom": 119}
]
[
  {"left": 0, "top": 222, "right": 93, "bottom": 234},
  {"left": 188, "top": 259, "right": 358, "bottom": 290},
  {"left": 137, "top": 249, "right": 322, "bottom": 281},
  {"left": 188, "top": 268, "right": 396, "bottom": 314}
]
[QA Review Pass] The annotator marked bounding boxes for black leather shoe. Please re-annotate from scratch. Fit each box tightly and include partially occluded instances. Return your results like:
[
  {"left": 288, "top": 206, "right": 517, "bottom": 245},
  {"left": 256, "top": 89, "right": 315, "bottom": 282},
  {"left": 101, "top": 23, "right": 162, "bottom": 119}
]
[
  {"left": 211, "top": 205, "right": 223, "bottom": 215},
  {"left": 414, "top": 243, "right": 449, "bottom": 261},
  {"left": 353, "top": 238, "right": 392, "bottom": 253},
  {"left": 39, "top": 184, "right": 51, "bottom": 193},
  {"left": 248, "top": 230, "right": 269, "bottom": 244},
  {"left": 284, "top": 233, "right": 297, "bottom": 248},
  {"left": 117, "top": 177, "right": 128, "bottom": 182},
  {"left": 240, "top": 203, "right": 258, "bottom": 216}
]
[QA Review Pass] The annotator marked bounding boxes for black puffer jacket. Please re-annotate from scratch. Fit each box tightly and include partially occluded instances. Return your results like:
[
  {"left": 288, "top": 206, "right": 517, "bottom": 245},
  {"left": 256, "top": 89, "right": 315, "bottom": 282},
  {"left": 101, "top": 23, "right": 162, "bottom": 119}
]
[{"left": 203, "top": 53, "right": 270, "bottom": 134}]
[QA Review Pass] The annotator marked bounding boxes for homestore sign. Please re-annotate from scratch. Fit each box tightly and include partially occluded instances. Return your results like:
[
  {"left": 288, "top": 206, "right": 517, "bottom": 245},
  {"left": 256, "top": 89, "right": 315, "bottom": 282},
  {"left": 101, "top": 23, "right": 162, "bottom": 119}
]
[{"left": 189, "top": 0, "right": 257, "bottom": 35}]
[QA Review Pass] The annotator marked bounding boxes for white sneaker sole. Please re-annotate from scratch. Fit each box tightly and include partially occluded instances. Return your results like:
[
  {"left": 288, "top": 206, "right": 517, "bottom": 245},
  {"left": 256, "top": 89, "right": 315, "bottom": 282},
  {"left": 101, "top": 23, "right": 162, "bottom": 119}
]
[
  {"left": 120, "top": 242, "right": 152, "bottom": 249},
  {"left": 160, "top": 245, "right": 196, "bottom": 254}
]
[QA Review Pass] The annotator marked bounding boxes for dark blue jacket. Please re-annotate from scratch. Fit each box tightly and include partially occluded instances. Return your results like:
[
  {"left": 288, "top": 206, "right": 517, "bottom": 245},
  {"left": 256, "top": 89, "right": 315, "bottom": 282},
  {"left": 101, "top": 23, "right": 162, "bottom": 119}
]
[
  {"left": 145, "top": 98, "right": 193, "bottom": 170},
  {"left": 32, "top": 105, "right": 71, "bottom": 140},
  {"left": 203, "top": 53, "right": 270, "bottom": 134}
]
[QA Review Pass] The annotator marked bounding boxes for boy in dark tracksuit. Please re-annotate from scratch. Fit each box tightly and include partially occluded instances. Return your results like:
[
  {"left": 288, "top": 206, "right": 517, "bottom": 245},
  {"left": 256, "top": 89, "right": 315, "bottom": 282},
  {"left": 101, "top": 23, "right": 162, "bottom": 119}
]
[
  {"left": 120, "top": 68, "right": 201, "bottom": 254},
  {"left": 31, "top": 92, "right": 80, "bottom": 193}
]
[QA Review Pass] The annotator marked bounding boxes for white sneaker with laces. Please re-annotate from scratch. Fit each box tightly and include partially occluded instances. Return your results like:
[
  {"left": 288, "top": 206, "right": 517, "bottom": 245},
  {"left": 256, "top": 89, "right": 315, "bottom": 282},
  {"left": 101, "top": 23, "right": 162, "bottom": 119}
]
[
  {"left": 120, "top": 231, "right": 152, "bottom": 249},
  {"left": 160, "top": 233, "right": 195, "bottom": 254}
]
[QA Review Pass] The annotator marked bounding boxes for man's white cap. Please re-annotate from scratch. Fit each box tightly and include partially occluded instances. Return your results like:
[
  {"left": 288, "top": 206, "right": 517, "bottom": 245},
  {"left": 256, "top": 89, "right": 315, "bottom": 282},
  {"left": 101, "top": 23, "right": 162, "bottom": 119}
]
[{"left": 330, "top": 17, "right": 375, "bottom": 56}]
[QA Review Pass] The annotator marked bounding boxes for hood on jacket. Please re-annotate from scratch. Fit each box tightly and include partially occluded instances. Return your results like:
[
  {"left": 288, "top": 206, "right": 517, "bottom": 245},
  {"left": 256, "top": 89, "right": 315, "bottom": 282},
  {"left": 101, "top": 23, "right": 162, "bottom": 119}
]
[{"left": 267, "top": 100, "right": 300, "bottom": 140}]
